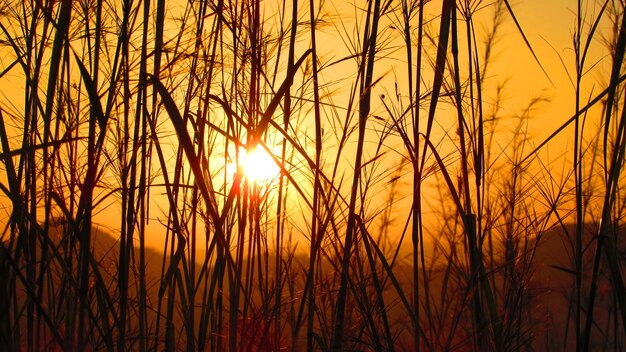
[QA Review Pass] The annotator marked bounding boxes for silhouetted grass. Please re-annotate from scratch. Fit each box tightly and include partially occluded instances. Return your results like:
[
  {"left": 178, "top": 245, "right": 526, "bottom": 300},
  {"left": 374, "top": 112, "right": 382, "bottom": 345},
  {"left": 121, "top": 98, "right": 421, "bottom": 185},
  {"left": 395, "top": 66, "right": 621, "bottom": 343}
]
[{"left": 0, "top": 0, "right": 624, "bottom": 351}]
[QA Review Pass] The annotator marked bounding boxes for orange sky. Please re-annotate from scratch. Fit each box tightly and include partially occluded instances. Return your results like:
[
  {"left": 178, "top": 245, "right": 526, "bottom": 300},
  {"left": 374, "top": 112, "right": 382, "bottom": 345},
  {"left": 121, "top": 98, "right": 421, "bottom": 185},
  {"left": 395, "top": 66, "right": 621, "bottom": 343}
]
[{"left": 0, "top": 1, "right": 616, "bottom": 252}]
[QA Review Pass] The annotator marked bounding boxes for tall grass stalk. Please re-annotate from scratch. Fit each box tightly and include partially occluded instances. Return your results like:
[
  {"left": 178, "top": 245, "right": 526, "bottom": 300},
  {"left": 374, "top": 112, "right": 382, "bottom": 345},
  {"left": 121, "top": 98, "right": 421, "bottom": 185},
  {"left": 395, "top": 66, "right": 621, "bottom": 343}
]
[{"left": 330, "top": 0, "right": 384, "bottom": 350}]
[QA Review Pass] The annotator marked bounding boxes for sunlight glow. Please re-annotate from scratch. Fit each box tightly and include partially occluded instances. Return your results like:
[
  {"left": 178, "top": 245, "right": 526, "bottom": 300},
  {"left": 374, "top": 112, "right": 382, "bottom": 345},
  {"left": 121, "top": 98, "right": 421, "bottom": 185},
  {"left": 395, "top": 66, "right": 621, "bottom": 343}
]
[{"left": 232, "top": 145, "right": 280, "bottom": 184}]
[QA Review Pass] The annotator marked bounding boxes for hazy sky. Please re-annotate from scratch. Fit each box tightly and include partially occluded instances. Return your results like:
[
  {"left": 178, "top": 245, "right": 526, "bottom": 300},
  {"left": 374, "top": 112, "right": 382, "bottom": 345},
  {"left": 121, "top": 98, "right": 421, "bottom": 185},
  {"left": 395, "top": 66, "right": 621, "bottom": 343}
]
[{"left": 0, "top": 0, "right": 615, "bottom": 250}]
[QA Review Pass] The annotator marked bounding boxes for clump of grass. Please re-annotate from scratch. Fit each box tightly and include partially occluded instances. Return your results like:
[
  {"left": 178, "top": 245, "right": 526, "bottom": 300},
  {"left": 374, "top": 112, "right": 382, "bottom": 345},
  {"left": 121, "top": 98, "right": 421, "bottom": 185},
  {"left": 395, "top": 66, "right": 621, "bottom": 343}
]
[{"left": 0, "top": 0, "right": 624, "bottom": 351}]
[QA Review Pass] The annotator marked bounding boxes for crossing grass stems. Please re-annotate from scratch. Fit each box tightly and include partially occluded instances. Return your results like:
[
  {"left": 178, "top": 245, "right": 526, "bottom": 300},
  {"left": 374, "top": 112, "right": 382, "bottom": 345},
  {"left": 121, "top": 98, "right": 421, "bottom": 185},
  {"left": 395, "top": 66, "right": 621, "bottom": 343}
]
[{"left": 0, "top": 0, "right": 624, "bottom": 351}]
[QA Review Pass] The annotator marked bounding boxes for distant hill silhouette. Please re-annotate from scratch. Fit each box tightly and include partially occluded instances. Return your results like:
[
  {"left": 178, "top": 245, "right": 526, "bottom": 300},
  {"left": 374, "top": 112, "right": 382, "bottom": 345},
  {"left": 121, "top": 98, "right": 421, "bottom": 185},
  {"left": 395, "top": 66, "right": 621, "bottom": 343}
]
[
  {"left": 2, "top": 220, "right": 624, "bottom": 350},
  {"left": 529, "top": 222, "right": 626, "bottom": 350}
]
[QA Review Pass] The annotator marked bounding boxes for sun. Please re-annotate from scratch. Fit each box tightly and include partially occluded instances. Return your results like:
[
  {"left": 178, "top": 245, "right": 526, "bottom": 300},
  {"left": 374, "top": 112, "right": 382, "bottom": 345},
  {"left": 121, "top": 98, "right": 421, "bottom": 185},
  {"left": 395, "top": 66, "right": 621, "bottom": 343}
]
[{"left": 231, "top": 145, "right": 280, "bottom": 184}]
